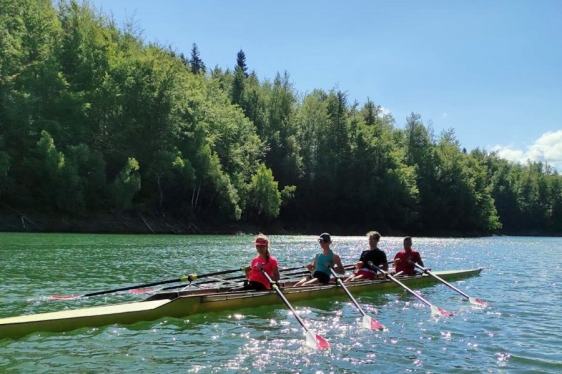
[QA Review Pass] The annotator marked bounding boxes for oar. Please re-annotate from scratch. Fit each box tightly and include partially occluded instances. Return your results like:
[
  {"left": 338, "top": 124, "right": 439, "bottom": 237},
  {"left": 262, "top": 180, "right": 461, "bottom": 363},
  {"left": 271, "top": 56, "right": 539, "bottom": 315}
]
[
  {"left": 368, "top": 261, "right": 453, "bottom": 316},
  {"left": 410, "top": 261, "right": 487, "bottom": 306},
  {"left": 129, "top": 264, "right": 356, "bottom": 294},
  {"left": 128, "top": 265, "right": 314, "bottom": 294},
  {"left": 328, "top": 267, "right": 386, "bottom": 330},
  {"left": 192, "top": 264, "right": 355, "bottom": 288},
  {"left": 260, "top": 268, "right": 330, "bottom": 350},
  {"left": 49, "top": 267, "right": 246, "bottom": 300},
  {"left": 130, "top": 269, "right": 309, "bottom": 294}
]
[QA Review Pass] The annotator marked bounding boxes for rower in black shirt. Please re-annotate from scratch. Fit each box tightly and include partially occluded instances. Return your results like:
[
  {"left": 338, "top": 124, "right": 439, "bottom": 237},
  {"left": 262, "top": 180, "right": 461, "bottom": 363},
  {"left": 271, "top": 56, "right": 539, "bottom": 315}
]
[{"left": 345, "top": 231, "right": 389, "bottom": 282}]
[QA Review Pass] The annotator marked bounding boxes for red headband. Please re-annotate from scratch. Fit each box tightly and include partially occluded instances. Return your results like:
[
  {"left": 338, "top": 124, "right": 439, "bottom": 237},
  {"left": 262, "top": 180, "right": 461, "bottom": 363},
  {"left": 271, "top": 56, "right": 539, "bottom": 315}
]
[{"left": 255, "top": 238, "right": 268, "bottom": 245}]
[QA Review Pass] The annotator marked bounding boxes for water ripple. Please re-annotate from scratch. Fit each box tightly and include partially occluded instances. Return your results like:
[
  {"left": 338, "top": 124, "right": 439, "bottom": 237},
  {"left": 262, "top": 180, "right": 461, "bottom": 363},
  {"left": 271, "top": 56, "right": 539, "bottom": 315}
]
[{"left": 1, "top": 234, "right": 562, "bottom": 372}]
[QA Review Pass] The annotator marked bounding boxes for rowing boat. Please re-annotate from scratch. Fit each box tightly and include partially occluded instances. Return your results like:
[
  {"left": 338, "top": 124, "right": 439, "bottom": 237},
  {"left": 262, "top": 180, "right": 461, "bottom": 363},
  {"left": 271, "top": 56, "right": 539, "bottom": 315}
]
[{"left": 0, "top": 268, "right": 482, "bottom": 339}]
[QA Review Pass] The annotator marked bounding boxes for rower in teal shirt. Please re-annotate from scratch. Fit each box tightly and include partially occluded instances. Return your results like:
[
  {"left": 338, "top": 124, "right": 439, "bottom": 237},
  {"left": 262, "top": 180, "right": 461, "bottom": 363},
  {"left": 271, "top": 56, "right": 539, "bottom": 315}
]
[{"left": 295, "top": 233, "right": 345, "bottom": 286}]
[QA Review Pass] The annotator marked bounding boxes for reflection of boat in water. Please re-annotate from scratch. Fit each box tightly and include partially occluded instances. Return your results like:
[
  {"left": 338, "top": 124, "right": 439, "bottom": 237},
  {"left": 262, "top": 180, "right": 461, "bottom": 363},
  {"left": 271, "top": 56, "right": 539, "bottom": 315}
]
[{"left": 0, "top": 268, "right": 483, "bottom": 339}]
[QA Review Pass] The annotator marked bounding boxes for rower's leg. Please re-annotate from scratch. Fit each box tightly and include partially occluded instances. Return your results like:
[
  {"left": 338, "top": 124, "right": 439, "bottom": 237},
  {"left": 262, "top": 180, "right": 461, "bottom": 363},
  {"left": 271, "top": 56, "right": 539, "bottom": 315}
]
[
  {"left": 302, "top": 278, "right": 320, "bottom": 286},
  {"left": 293, "top": 277, "right": 309, "bottom": 287}
]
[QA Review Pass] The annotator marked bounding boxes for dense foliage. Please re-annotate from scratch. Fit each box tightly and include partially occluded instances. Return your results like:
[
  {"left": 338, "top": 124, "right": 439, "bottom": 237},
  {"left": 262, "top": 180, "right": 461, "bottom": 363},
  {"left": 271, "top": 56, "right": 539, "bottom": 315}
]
[{"left": 1, "top": 0, "right": 561, "bottom": 235}]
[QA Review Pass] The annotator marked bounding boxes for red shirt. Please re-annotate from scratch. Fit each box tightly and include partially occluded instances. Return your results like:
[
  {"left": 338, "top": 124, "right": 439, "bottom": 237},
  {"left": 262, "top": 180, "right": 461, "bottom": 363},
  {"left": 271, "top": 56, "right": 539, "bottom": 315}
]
[
  {"left": 394, "top": 250, "right": 422, "bottom": 276},
  {"left": 248, "top": 255, "right": 278, "bottom": 289}
]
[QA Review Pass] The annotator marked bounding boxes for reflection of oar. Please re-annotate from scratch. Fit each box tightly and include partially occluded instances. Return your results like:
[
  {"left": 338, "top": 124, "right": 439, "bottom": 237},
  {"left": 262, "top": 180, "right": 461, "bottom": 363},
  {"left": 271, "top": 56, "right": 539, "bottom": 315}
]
[
  {"left": 410, "top": 261, "right": 487, "bottom": 306},
  {"left": 261, "top": 269, "right": 330, "bottom": 350},
  {"left": 50, "top": 267, "right": 246, "bottom": 300},
  {"left": 328, "top": 267, "right": 385, "bottom": 330},
  {"left": 368, "top": 261, "right": 453, "bottom": 316}
]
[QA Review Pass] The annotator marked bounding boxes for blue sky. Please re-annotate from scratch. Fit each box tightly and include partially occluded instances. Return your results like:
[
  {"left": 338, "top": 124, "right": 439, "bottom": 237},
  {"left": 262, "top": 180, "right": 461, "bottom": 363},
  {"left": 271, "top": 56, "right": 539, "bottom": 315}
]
[{"left": 88, "top": 0, "right": 562, "bottom": 170}]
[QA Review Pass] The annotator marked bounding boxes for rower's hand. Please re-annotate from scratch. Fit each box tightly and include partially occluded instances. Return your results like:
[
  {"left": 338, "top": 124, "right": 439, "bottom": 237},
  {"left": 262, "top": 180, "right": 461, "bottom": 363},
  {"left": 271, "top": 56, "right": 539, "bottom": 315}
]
[
  {"left": 306, "top": 264, "right": 314, "bottom": 271},
  {"left": 355, "top": 261, "right": 362, "bottom": 269}
]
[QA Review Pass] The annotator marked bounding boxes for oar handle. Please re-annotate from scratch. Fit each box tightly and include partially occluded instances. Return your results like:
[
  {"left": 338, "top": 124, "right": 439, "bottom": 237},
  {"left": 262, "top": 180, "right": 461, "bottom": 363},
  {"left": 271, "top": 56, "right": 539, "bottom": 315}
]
[
  {"left": 328, "top": 266, "right": 341, "bottom": 281},
  {"left": 180, "top": 267, "right": 245, "bottom": 282},
  {"left": 367, "top": 262, "right": 389, "bottom": 278},
  {"left": 408, "top": 260, "right": 430, "bottom": 272}
]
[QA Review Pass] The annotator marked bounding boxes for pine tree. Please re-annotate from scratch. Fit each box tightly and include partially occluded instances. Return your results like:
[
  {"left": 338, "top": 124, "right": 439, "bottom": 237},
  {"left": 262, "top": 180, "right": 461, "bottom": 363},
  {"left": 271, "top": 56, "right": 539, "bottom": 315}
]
[
  {"left": 179, "top": 52, "right": 190, "bottom": 68},
  {"left": 189, "top": 43, "right": 206, "bottom": 74},
  {"left": 236, "top": 49, "right": 248, "bottom": 78}
]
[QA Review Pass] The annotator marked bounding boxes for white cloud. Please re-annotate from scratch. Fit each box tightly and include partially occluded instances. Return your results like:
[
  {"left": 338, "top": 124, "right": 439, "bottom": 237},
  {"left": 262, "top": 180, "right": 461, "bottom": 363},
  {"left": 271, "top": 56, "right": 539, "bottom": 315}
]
[
  {"left": 491, "top": 130, "right": 562, "bottom": 171},
  {"left": 378, "top": 106, "right": 391, "bottom": 118}
]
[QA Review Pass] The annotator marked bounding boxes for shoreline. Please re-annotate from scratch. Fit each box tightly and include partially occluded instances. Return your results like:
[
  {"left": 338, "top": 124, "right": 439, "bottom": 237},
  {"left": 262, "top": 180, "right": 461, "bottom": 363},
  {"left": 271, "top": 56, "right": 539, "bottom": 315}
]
[{"left": 0, "top": 211, "right": 556, "bottom": 237}]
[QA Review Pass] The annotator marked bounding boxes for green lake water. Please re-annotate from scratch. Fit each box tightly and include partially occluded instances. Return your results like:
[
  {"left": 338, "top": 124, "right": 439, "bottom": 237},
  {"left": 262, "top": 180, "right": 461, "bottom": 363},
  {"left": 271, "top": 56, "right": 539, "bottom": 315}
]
[{"left": 0, "top": 233, "right": 561, "bottom": 373}]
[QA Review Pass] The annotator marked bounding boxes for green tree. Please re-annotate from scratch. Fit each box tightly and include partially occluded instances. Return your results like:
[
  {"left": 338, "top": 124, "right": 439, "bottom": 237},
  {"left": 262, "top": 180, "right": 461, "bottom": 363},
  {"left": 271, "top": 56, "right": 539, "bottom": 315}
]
[
  {"left": 64, "top": 144, "right": 108, "bottom": 211},
  {"left": 231, "top": 64, "right": 245, "bottom": 106},
  {"left": 248, "top": 163, "right": 292, "bottom": 220},
  {"left": 236, "top": 49, "right": 249, "bottom": 78},
  {"left": 0, "top": 136, "right": 11, "bottom": 199},
  {"left": 189, "top": 43, "right": 206, "bottom": 74},
  {"left": 111, "top": 157, "right": 141, "bottom": 211}
]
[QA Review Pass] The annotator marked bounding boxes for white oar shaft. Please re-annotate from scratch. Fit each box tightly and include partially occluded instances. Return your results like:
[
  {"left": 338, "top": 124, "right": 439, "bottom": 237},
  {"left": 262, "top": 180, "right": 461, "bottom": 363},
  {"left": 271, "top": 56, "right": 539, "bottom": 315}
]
[
  {"left": 329, "top": 268, "right": 385, "bottom": 330},
  {"left": 260, "top": 269, "right": 330, "bottom": 350},
  {"left": 368, "top": 261, "right": 453, "bottom": 316},
  {"left": 411, "top": 262, "right": 486, "bottom": 306},
  {"left": 417, "top": 265, "right": 470, "bottom": 298}
]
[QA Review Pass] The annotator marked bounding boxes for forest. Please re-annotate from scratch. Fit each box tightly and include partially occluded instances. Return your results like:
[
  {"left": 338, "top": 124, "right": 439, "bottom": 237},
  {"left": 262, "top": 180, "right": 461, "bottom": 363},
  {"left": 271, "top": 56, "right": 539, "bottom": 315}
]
[{"left": 1, "top": 0, "right": 561, "bottom": 236}]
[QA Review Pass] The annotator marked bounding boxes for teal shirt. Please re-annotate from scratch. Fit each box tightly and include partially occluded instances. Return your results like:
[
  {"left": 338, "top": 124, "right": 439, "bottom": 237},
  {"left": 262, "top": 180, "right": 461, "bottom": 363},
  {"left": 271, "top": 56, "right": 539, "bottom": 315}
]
[{"left": 315, "top": 251, "right": 335, "bottom": 275}]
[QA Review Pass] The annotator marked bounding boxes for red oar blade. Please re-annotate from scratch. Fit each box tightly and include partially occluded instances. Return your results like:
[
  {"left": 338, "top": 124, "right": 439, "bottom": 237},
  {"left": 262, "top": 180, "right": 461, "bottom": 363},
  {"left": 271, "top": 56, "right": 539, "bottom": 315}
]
[
  {"left": 469, "top": 297, "right": 488, "bottom": 307},
  {"left": 362, "top": 315, "right": 386, "bottom": 331},
  {"left": 431, "top": 306, "right": 454, "bottom": 316},
  {"left": 49, "top": 294, "right": 81, "bottom": 300},
  {"left": 305, "top": 330, "right": 330, "bottom": 350},
  {"left": 129, "top": 288, "right": 156, "bottom": 294}
]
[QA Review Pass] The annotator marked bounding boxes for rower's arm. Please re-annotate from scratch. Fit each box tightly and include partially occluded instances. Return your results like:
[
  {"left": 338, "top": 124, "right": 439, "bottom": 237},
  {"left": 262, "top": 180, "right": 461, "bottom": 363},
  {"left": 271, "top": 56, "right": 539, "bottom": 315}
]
[
  {"left": 381, "top": 256, "right": 389, "bottom": 272},
  {"left": 333, "top": 254, "right": 345, "bottom": 275},
  {"left": 306, "top": 254, "right": 318, "bottom": 271},
  {"left": 392, "top": 256, "right": 399, "bottom": 271},
  {"left": 273, "top": 266, "right": 281, "bottom": 282}
]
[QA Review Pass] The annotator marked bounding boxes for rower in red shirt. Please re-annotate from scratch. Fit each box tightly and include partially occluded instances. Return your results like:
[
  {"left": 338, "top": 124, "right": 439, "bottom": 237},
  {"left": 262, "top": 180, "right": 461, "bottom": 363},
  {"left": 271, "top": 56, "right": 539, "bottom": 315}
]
[
  {"left": 393, "top": 236, "right": 424, "bottom": 276},
  {"left": 242, "top": 233, "right": 280, "bottom": 290}
]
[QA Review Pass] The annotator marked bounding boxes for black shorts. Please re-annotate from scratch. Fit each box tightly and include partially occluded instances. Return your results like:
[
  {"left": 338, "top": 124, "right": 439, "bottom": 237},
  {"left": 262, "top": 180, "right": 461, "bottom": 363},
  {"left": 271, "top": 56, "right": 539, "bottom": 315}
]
[
  {"left": 313, "top": 271, "right": 331, "bottom": 285},
  {"left": 230, "top": 280, "right": 267, "bottom": 292},
  {"left": 245, "top": 280, "right": 267, "bottom": 290}
]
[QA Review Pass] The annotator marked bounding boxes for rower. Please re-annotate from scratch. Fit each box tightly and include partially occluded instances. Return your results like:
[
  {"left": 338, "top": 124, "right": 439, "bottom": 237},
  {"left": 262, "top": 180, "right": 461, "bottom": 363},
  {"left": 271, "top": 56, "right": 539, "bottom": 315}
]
[
  {"left": 231, "top": 233, "right": 280, "bottom": 291},
  {"left": 345, "top": 231, "right": 388, "bottom": 282},
  {"left": 392, "top": 236, "right": 424, "bottom": 276},
  {"left": 294, "top": 233, "right": 345, "bottom": 286}
]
